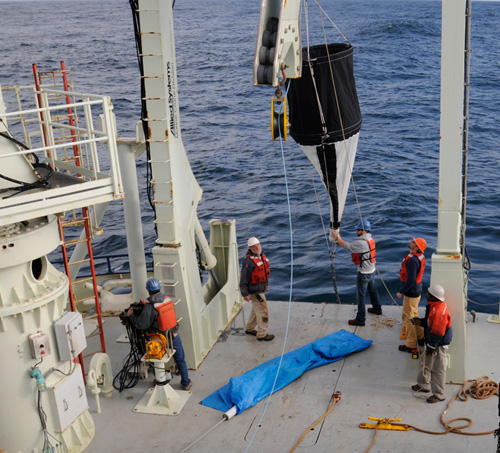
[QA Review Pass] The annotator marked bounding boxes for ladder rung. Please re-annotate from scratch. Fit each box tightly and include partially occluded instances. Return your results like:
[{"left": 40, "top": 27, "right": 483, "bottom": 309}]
[
  {"left": 64, "top": 237, "right": 88, "bottom": 246},
  {"left": 61, "top": 218, "right": 88, "bottom": 227},
  {"left": 68, "top": 258, "right": 90, "bottom": 266},
  {"left": 86, "top": 331, "right": 102, "bottom": 339},
  {"left": 82, "top": 349, "right": 104, "bottom": 360},
  {"left": 76, "top": 296, "right": 97, "bottom": 304},
  {"left": 73, "top": 277, "right": 93, "bottom": 286},
  {"left": 83, "top": 313, "right": 99, "bottom": 320}
]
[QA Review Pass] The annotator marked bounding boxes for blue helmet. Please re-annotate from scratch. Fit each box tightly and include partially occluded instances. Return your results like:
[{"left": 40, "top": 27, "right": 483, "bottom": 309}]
[
  {"left": 356, "top": 220, "right": 371, "bottom": 232},
  {"left": 146, "top": 278, "right": 161, "bottom": 292}
]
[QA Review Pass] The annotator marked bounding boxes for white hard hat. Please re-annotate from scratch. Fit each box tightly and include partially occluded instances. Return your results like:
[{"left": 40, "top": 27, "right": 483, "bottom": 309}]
[
  {"left": 247, "top": 237, "right": 260, "bottom": 247},
  {"left": 428, "top": 283, "right": 445, "bottom": 301}
]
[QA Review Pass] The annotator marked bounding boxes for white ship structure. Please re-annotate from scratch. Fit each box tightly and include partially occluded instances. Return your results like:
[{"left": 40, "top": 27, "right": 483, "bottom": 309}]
[{"left": 0, "top": 0, "right": 498, "bottom": 452}]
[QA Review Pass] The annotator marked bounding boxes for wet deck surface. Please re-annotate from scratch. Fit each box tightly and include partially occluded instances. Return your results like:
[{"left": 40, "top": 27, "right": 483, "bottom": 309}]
[{"left": 85, "top": 302, "right": 500, "bottom": 453}]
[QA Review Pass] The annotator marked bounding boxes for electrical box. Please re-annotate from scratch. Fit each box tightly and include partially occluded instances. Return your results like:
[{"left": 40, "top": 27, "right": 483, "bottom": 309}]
[
  {"left": 28, "top": 332, "right": 51, "bottom": 359},
  {"left": 46, "top": 364, "right": 88, "bottom": 432},
  {"left": 54, "top": 312, "right": 87, "bottom": 361}
]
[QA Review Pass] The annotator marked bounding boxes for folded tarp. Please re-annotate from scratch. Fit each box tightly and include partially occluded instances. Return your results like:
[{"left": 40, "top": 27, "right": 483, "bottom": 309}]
[{"left": 201, "top": 330, "right": 372, "bottom": 414}]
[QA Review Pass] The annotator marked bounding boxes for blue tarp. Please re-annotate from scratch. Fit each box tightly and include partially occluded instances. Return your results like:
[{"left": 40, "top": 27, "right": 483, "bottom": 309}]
[{"left": 201, "top": 330, "right": 372, "bottom": 414}]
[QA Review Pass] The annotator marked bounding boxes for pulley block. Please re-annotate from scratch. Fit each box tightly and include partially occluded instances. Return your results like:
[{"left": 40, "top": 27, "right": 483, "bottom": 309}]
[{"left": 271, "top": 97, "right": 288, "bottom": 141}]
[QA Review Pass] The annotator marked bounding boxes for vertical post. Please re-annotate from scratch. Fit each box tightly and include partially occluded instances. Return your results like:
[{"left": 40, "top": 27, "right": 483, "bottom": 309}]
[
  {"left": 430, "top": 0, "right": 468, "bottom": 383},
  {"left": 117, "top": 141, "right": 148, "bottom": 301}
]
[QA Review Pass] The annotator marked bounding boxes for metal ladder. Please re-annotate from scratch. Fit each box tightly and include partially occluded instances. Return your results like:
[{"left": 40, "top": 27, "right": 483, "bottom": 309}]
[{"left": 33, "top": 62, "right": 106, "bottom": 381}]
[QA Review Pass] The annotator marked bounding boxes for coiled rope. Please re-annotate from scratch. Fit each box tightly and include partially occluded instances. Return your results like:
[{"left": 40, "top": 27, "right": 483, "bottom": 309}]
[{"left": 365, "top": 376, "right": 500, "bottom": 452}]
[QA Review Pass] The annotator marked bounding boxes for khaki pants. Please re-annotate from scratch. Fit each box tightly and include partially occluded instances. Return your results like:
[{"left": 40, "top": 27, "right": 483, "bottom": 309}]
[
  {"left": 417, "top": 346, "right": 448, "bottom": 398},
  {"left": 402, "top": 295, "right": 424, "bottom": 348},
  {"left": 245, "top": 293, "right": 269, "bottom": 339}
]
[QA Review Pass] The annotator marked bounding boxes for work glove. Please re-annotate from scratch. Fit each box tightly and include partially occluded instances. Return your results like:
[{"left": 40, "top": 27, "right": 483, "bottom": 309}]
[
  {"left": 410, "top": 317, "right": 421, "bottom": 326},
  {"left": 329, "top": 229, "right": 339, "bottom": 242}
]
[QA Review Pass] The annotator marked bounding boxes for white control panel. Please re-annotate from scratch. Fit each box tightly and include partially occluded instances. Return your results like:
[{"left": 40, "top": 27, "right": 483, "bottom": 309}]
[
  {"left": 54, "top": 312, "right": 87, "bottom": 361},
  {"left": 28, "top": 332, "right": 51, "bottom": 359}
]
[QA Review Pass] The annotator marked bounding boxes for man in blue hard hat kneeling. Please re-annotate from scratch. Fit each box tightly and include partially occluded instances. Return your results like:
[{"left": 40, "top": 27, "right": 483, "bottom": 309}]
[{"left": 127, "top": 277, "right": 192, "bottom": 391}]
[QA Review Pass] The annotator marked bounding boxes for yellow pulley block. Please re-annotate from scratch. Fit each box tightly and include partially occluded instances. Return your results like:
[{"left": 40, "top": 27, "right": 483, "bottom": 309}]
[
  {"left": 271, "top": 97, "right": 288, "bottom": 141},
  {"left": 145, "top": 333, "right": 168, "bottom": 360},
  {"left": 359, "top": 416, "right": 410, "bottom": 431}
]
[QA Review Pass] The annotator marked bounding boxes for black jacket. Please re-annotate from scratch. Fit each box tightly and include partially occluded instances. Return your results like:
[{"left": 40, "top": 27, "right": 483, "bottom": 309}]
[{"left": 129, "top": 291, "right": 178, "bottom": 335}]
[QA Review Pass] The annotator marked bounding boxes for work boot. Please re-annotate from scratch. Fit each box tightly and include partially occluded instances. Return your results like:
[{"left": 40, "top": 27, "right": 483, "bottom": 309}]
[
  {"left": 245, "top": 330, "right": 257, "bottom": 336},
  {"left": 427, "top": 395, "right": 445, "bottom": 403},
  {"left": 348, "top": 319, "right": 365, "bottom": 326},
  {"left": 257, "top": 334, "right": 275, "bottom": 341},
  {"left": 411, "top": 384, "right": 430, "bottom": 392},
  {"left": 398, "top": 344, "right": 413, "bottom": 353},
  {"left": 367, "top": 307, "right": 382, "bottom": 315}
]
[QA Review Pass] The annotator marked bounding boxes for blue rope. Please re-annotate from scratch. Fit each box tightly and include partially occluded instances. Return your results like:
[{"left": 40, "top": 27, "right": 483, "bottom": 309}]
[{"left": 246, "top": 84, "right": 294, "bottom": 452}]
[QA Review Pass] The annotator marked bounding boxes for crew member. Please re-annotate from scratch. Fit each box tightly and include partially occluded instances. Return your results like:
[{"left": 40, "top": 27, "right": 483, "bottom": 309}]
[
  {"left": 127, "top": 278, "right": 192, "bottom": 391},
  {"left": 332, "top": 220, "right": 383, "bottom": 326},
  {"left": 240, "top": 237, "right": 274, "bottom": 341},
  {"left": 411, "top": 283, "right": 452, "bottom": 403},
  {"left": 397, "top": 237, "right": 427, "bottom": 353}
]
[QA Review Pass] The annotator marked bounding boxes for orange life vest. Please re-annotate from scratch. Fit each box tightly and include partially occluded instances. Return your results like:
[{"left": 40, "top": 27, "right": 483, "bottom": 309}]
[
  {"left": 399, "top": 253, "right": 426, "bottom": 283},
  {"left": 247, "top": 253, "right": 270, "bottom": 284},
  {"left": 154, "top": 297, "right": 177, "bottom": 331},
  {"left": 351, "top": 238, "right": 376, "bottom": 265}
]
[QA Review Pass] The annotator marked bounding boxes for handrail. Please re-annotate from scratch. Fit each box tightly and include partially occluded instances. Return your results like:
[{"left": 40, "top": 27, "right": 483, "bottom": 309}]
[{"left": 51, "top": 252, "right": 154, "bottom": 278}]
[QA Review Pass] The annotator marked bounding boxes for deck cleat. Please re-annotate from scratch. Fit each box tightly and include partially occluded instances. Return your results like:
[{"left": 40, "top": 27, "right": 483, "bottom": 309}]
[{"left": 359, "top": 417, "right": 410, "bottom": 431}]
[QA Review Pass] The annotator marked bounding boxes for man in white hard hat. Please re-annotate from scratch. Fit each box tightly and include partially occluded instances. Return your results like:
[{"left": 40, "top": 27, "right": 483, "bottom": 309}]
[
  {"left": 239, "top": 237, "right": 274, "bottom": 341},
  {"left": 411, "top": 283, "right": 452, "bottom": 403}
]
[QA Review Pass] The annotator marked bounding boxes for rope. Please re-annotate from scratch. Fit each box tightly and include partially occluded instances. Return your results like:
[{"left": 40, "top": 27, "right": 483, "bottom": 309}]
[
  {"left": 365, "top": 377, "right": 499, "bottom": 452},
  {"left": 312, "top": 0, "right": 350, "bottom": 44},
  {"left": 316, "top": 0, "right": 364, "bottom": 227},
  {"left": 370, "top": 314, "right": 399, "bottom": 330},
  {"left": 307, "top": 161, "right": 342, "bottom": 303},
  {"left": 245, "top": 84, "right": 296, "bottom": 453},
  {"left": 289, "top": 394, "right": 341, "bottom": 452},
  {"left": 468, "top": 277, "right": 500, "bottom": 289},
  {"left": 303, "top": 0, "right": 365, "bottom": 300},
  {"left": 466, "top": 296, "right": 500, "bottom": 308},
  {"left": 178, "top": 418, "right": 226, "bottom": 453}
]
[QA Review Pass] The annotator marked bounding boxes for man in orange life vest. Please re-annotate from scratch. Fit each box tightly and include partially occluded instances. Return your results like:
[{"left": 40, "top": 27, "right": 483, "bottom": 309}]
[
  {"left": 240, "top": 237, "right": 274, "bottom": 341},
  {"left": 127, "top": 278, "right": 192, "bottom": 390},
  {"left": 397, "top": 238, "right": 426, "bottom": 353},
  {"left": 411, "top": 283, "right": 452, "bottom": 403},
  {"left": 333, "top": 220, "right": 382, "bottom": 326}
]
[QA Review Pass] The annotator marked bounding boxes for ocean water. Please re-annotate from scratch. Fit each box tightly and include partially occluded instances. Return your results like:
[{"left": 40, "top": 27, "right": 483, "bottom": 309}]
[{"left": 0, "top": 0, "right": 499, "bottom": 313}]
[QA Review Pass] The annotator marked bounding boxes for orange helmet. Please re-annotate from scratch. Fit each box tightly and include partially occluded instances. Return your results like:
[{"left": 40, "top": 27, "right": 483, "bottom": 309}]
[{"left": 413, "top": 237, "right": 427, "bottom": 253}]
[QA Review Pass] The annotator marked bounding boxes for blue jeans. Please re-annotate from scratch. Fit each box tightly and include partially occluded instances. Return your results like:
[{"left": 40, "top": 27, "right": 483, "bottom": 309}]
[
  {"left": 171, "top": 333, "right": 190, "bottom": 388},
  {"left": 356, "top": 271, "right": 381, "bottom": 323}
]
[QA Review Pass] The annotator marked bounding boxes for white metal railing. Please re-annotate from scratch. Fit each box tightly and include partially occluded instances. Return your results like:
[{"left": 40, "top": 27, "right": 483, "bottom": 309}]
[{"left": 0, "top": 85, "right": 123, "bottom": 225}]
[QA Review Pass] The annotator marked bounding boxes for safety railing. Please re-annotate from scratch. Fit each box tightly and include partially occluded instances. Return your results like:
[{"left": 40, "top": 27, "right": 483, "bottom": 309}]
[{"left": 0, "top": 86, "right": 123, "bottom": 226}]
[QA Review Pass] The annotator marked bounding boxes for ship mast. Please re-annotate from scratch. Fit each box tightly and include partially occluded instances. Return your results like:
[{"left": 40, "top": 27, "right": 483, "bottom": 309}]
[
  {"left": 132, "top": 0, "right": 244, "bottom": 368},
  {"left": 431, "top": 0, "right": 471, "bottom": 383}
]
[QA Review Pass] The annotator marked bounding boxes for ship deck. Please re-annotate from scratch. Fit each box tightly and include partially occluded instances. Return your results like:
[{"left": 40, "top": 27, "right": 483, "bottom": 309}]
[{"left": 86, "top": 302, "right": 500, "bottom": 453}]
